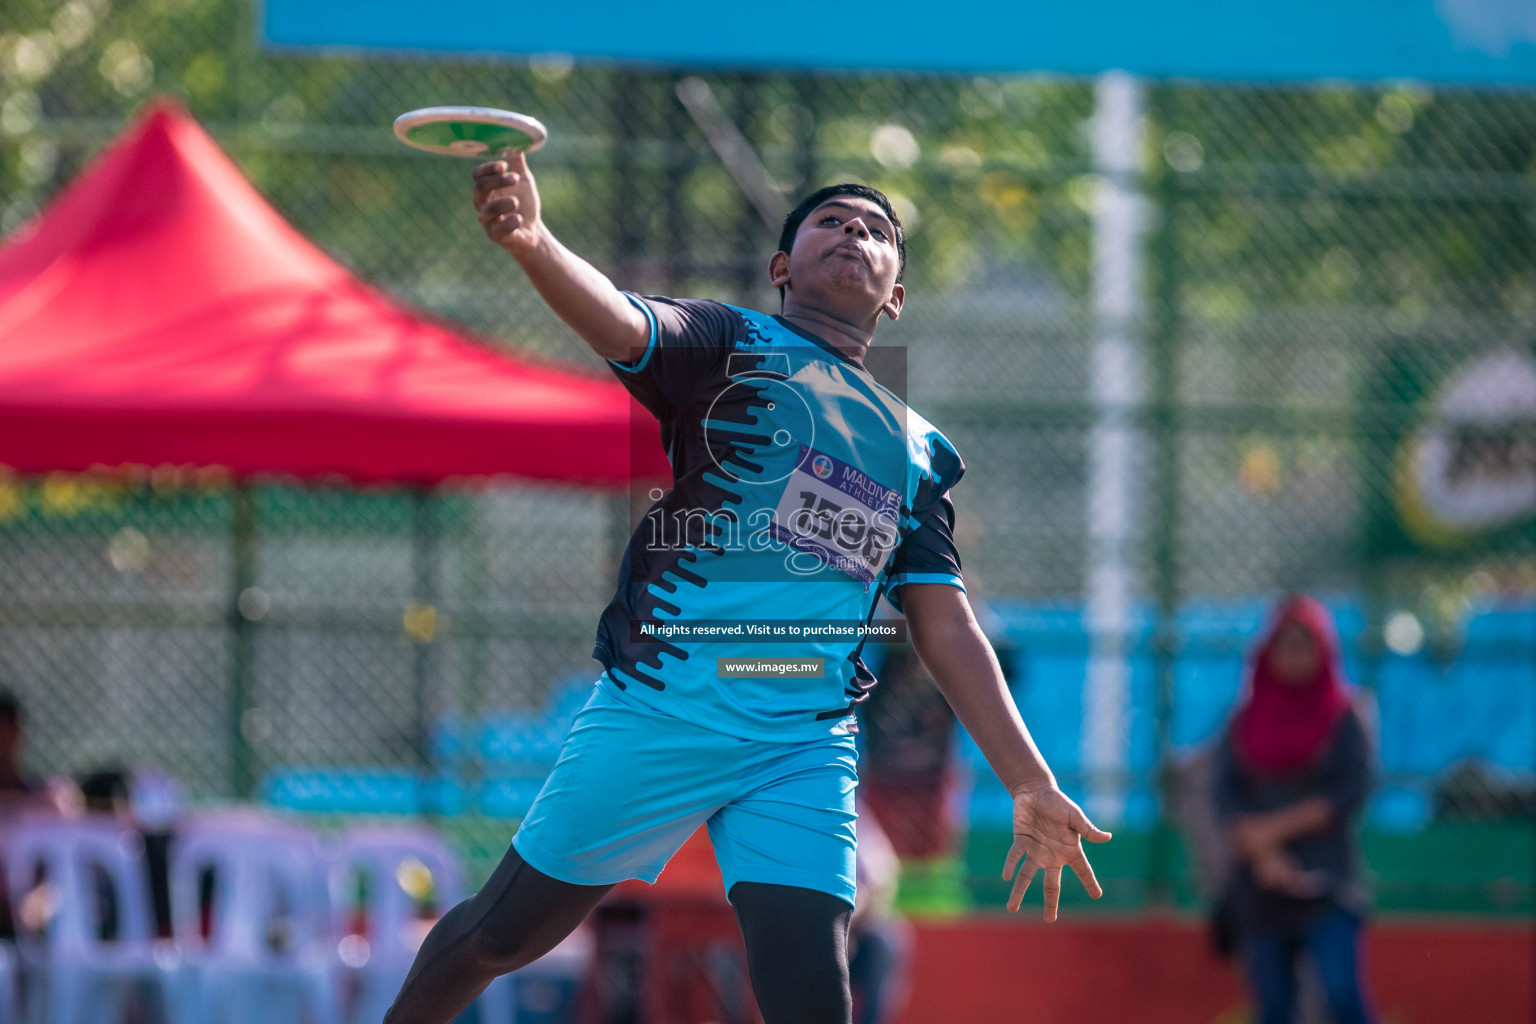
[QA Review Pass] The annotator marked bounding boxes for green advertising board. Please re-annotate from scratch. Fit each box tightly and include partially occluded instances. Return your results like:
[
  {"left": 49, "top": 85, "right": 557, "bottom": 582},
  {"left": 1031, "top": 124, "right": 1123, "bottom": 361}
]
[{"left": 1371, "top": 341, "right": 1536, "bottom": 558}]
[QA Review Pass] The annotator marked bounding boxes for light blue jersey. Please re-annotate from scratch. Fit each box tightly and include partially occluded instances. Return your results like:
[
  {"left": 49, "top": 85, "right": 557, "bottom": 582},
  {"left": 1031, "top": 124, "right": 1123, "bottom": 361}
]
[
  {"left": 593, "top": 296, "right": 966, "bottom": 740},
  {"left": 516, "top": 295, "right": 967, "bottom": 904}
]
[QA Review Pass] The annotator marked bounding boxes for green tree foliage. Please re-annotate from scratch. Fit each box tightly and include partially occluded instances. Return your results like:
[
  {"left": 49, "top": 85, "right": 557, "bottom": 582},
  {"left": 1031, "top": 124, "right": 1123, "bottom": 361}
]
[
  {"left": 2, "top": 0, "right": 1532, "bottom": 596},
  {"left": 4, "top": 0, "right": 1531, "bottom": 345}
]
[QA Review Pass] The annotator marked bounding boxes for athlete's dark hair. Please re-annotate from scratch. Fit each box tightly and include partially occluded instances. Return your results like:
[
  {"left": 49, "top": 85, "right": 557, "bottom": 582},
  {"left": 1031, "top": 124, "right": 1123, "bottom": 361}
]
[{"left": 776, "top": 183, "right": 906, "bottom": 301}]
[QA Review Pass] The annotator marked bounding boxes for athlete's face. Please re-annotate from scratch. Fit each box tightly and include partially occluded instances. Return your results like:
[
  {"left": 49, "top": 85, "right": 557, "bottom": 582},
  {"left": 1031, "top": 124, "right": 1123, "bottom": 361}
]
[{"left": 770, "top": 197, "right": 904, "bottom": 323}]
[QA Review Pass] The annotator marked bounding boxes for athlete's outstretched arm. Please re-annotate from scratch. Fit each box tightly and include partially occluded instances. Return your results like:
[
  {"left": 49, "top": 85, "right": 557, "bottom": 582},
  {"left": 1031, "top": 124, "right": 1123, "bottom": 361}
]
[
  {"left": 472, "top": 152, "right": 649, "bottom": 362},
  {"left": 900, "top": 582, "right": 1112, "bottom": 921}
]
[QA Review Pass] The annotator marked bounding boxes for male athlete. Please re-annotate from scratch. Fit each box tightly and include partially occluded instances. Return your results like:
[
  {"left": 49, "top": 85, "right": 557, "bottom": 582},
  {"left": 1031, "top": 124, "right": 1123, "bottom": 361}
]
[{"left": 383, "top": 153, "right": 1110, "bottom": 1024}]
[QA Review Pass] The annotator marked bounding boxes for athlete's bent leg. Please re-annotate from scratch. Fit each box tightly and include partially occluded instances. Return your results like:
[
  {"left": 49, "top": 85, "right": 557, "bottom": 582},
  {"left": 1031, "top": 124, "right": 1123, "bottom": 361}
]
[
  {"left": 731, "top": 881, "right": 853, "bottom": 1024},
  {"left": 382, "top": 846, "right": 612, "bottom": 1024}
]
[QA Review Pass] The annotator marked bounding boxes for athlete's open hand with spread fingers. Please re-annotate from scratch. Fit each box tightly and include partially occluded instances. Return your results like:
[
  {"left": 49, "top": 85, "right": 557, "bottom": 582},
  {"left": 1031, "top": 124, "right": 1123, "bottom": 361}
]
[
  {"left": 902, "top": 582, "right": 1114, "bottom": 923},
  {"left": 1003, "top": 782, "right": 1113, "bottom": 920},
  {"left": 473, "top": 151, "right": 542, "bottom": 256}
]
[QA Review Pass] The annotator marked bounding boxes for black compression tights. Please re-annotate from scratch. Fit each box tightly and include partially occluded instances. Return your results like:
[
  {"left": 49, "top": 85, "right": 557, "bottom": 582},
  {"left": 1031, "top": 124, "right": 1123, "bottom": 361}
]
[
  {"left": 730, "top": 880, "right": 854, "bottom": 1024},
  {"left": 382, "top": 847, "right": 853, "bottom": 1024},
  {"left": 382, "top": 846, "right": 612, "bottom": 1024}
]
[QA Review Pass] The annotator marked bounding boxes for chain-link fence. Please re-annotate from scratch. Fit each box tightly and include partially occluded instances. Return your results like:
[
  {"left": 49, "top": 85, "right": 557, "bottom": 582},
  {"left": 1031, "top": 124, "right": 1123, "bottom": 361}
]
[{"left": 1, "top": 0, "right": 1532, "bottom": 913}]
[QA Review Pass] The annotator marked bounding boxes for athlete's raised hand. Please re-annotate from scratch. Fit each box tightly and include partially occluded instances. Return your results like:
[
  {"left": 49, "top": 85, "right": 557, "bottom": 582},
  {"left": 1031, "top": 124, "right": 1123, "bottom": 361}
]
[
  {"left": 467, "top": 151, "right": 646, "bottom": 361},
  {"left": 1002, "top": 783, "right": 1112, "bottom": 920},
  {"left": 473, "top": 151, "right": 542, "bottom": 257}
]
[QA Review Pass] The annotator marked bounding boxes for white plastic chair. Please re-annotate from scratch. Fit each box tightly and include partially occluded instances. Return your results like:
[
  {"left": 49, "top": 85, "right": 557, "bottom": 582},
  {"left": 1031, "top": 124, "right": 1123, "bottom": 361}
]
[
  {"left": 327, "top": 825, "right": 514, "bottom": 1024},
  {"left": 169, "top": 813, "right": 337, "bottom": 1024},
  {"left": 3, "top": 815, "right": 178, "bottom": 1024}
]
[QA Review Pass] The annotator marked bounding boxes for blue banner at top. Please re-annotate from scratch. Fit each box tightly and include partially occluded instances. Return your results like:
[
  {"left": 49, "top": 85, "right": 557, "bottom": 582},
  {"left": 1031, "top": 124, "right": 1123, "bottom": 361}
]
[{"left": 261, "top": 0, "right": 1536, "bottom": 86}]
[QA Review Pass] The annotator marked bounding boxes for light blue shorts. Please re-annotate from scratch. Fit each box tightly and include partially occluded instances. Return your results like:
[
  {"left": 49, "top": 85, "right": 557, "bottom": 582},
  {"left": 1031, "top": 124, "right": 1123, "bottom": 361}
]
[{"left": 511, "top": 679, "right": 859, "bottom": 907}]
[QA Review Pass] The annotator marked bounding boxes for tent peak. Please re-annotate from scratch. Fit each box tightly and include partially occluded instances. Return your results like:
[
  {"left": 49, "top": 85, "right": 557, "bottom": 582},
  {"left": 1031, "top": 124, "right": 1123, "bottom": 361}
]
[{"left": 0, "top": 99, "right": 667, "bottom": 487}]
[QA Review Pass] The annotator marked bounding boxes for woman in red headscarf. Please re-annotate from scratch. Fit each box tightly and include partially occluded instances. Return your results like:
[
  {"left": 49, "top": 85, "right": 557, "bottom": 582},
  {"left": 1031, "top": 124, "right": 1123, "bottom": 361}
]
[{"left": 1214, "top": 594, "right": 1378, "bottom": 1024}]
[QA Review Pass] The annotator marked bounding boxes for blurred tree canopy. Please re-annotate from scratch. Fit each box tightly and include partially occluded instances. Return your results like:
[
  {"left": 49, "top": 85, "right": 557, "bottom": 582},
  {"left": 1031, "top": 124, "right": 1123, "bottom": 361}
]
[
  {"left": 2, "top": 0, "right": 1533, "bottom": 601},
  {"left": 3, "top": 0, "right": 1530, "bottom": 343}
]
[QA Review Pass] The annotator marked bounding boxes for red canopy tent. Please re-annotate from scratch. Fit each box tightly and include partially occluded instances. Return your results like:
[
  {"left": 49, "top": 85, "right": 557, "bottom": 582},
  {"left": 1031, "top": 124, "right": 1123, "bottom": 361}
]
[{"left": 0, "top": 98, "right": 664, "bottom": 487}]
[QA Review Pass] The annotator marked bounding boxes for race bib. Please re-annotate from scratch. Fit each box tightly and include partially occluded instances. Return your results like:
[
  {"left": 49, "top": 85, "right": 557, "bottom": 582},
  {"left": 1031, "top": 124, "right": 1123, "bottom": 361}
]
[{"left": 770, "top": 445, "right": 901, "bottom": 585}]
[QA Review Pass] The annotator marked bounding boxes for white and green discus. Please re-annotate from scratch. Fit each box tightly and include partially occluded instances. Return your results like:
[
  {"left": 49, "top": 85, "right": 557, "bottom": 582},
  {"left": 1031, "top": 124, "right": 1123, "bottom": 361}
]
[{"left": 392, "top": 106, "right": 548, "bottom": 158}]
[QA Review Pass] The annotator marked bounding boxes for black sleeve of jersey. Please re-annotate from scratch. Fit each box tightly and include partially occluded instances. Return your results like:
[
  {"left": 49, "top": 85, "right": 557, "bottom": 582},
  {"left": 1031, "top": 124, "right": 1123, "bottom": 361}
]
[
  {"left": 608, "top": 295, "right": 739, "bottom": 420},
  {"left": 885, "top": 445, "right": 965, "bottom": 611},
  {"left": 887, "top": 490, "right": 964, "bottom": 582}
]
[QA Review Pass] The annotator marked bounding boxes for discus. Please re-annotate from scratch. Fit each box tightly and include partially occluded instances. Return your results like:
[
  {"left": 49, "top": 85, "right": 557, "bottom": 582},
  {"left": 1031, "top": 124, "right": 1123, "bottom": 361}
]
[{"left": 392, "top": 106, "right": 548, "bottom": 158}]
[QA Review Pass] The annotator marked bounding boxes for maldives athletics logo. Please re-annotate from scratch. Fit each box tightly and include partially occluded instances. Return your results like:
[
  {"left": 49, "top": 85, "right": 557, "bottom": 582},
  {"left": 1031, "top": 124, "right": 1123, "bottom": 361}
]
[{"left": 811, "top": 454, "right": 834, "bottom": 479}]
